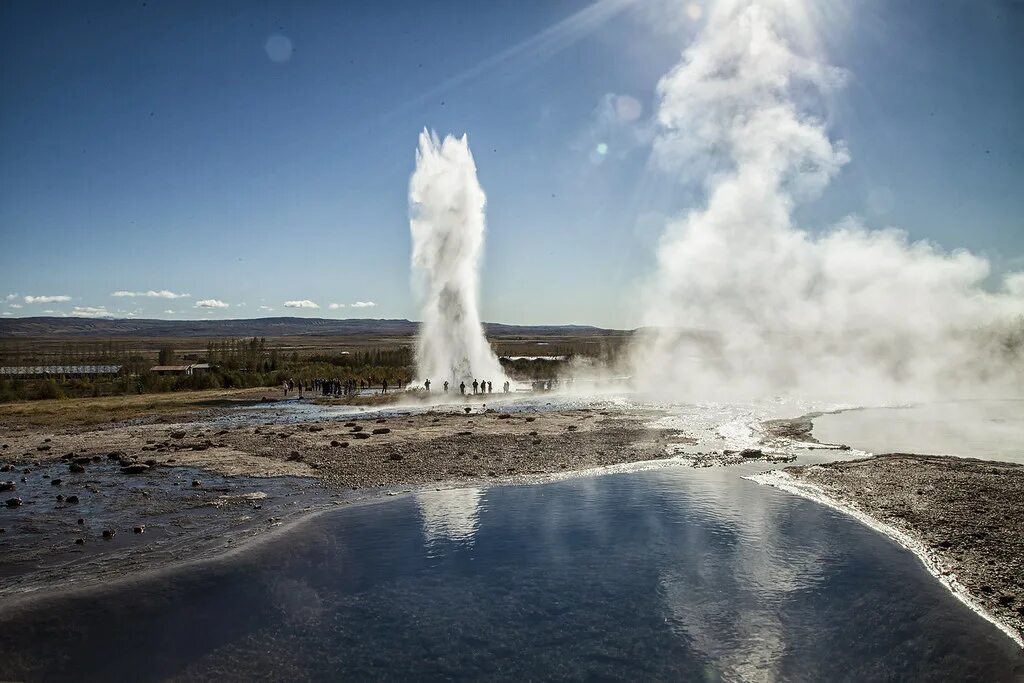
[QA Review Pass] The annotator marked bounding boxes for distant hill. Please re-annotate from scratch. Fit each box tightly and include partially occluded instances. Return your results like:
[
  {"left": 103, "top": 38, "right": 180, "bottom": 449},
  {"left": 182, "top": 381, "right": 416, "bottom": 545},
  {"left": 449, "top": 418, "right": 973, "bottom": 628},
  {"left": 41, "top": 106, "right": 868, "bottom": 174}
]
[{"left": 0, "top": 317, "right": 628, "bottom": 338}]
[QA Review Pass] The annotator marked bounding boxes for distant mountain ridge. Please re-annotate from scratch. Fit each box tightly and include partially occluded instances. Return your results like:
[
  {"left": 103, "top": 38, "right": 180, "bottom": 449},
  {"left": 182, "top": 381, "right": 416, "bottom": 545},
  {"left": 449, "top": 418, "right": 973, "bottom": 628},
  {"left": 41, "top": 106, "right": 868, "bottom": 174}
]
[{"left": 0, "top": 317, "right": 627, "bottom": 338}]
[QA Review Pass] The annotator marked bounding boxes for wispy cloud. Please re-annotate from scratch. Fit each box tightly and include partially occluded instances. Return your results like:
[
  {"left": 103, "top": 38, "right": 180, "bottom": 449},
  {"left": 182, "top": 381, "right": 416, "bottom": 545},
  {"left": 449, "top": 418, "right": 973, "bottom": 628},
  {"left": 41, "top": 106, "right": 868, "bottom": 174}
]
[
  {"left": 2, "top": 312, "right": 10, "bottom": 316},
  {"left": 284, "top": 300, "right": 319, "bottom": 309},
  {"left": 351, "top": 301, "right": 376, "bottom": 308},
  {"left": 69, "top": 306, "right": 111, "bottom": 318},
  {"left": 8, "top": 303, "right": 22, "bottom": 309},
  {"left": 4, "top": 294, "right": 17, "bottom": 302},
  {"left": 24, "top": 294, "right": 71, "bottom": 304},
  {"left": 328, "top": 303, "right": 345, "bottom": 309},
  {"left": 195, "top": 299, "right": 229, "bottom": 309},
  {"left": 164, "top": 309, "right": 176, "bottom": 315},
  {"left": 258, "top": 305, "right": 274, "bottom": 311},
  {"left": 112, "top": 290, "right": 190, "bottom": 299}
]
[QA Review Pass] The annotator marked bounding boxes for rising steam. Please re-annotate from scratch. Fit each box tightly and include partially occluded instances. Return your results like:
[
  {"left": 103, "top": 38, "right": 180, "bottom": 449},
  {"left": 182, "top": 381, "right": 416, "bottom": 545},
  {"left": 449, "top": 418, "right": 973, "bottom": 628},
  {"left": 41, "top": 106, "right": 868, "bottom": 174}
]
[
  {"left": 409, "top": 130, "right": 506, "bottom": 387},
  {"left": 632, "top": 0, "right": 1023, "bottom": 402}
]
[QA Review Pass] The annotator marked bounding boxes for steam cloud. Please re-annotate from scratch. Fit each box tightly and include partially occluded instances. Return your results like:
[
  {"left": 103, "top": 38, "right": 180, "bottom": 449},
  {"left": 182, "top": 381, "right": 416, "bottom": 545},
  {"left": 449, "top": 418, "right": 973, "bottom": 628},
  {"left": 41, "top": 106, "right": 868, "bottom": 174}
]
[
  {"left": 409, "top": 130, "right": 505, "bottom": 386},
  {"left": 632, "top": 0, "right": 1023, "bottom": 402}
]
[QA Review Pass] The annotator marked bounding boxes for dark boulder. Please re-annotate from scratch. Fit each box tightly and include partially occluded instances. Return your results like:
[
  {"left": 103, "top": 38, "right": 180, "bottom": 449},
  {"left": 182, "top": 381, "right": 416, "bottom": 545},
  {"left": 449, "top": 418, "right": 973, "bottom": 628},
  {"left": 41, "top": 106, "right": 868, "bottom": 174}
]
[
  {"left": 69, "top": 463, "right": 86, "bottom": 473},
  {"left": 6, "top": 497, "right": 23, "bottom": 508},
  {"left": 372, "top": 428, "right": 391, "bottom": 435},
  {"left": 121, "top": 464, "right": 150, "bottom": 474}
]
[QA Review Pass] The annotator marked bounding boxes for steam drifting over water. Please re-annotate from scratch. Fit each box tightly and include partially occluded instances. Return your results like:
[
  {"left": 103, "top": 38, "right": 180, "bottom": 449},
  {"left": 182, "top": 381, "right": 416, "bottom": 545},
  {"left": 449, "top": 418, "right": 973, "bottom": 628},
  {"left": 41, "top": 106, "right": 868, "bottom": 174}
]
[
  {"left": 410, "top": 131, "right": 505, "bottom": 386},
  {"left": 632, "top": 0, "right": 1024, "bottom": 403}
]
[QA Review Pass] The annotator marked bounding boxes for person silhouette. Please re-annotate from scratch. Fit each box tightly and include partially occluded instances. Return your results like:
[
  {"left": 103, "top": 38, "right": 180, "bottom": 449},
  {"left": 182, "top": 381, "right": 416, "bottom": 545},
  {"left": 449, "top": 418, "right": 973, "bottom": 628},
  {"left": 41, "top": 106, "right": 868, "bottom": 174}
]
[
  {"left": 459, "top": 381, "right": 466, "bottom": 395},
  {"left": 424, "top": 379, "right": 431, "bottom": 392},
  {"left": 443, "top": 380, "right": 449, "bottom": 393},
  {"left": 472, "top": 379, "right": 479, "bottom": 394},
  {"left": 487, "top": 381, "right": 492, "bottom": 393}
]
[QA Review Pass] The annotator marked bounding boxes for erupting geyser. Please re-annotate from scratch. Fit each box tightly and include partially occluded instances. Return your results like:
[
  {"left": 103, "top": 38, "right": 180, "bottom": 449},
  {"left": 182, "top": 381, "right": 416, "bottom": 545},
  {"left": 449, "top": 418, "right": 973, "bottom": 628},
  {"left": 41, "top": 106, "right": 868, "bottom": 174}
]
[{"left": 409, "top": 130, "right": 505, "bottom": 387}]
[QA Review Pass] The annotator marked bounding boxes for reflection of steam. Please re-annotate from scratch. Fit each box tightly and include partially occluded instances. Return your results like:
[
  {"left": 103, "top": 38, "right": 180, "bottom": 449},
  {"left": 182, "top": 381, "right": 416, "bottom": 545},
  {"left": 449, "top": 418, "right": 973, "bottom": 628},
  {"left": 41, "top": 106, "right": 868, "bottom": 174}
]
[
  {"left": 409, "top": 131, "right": 506, "bottom": 387},
  {"left": 656, "top": 469, "right": 836, "bottom": 682},
  {"left": 415, "top": 488, "right": 484, "bottom": 546},
  {"left": 633, "top": 0, "right": 1024, "bottom": 403}
]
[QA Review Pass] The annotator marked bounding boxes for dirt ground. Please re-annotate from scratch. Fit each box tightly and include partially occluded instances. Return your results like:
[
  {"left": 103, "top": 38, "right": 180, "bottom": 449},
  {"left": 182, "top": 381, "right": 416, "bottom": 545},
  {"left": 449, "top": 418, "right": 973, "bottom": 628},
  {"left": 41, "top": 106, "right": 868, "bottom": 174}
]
[
  {"left": 0, "top": 401, "right": 677, "bottom": 600},
  {"left": 785, "top": 454, "right": 1024, "bottom": 641}
]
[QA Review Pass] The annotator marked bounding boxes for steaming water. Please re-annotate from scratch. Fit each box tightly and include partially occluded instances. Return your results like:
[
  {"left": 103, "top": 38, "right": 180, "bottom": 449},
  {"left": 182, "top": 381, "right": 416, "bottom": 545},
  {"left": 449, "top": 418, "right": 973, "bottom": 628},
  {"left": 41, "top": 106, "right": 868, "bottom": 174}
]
[
  {"left": 813, "top": 400, "right": 1024, "bottom": 464},
  {"left": 409, "top": 130, "right": 505, "bottom": 387},
  {"left": 2, "top": 467, "right": 1021, "bottom": 681}
]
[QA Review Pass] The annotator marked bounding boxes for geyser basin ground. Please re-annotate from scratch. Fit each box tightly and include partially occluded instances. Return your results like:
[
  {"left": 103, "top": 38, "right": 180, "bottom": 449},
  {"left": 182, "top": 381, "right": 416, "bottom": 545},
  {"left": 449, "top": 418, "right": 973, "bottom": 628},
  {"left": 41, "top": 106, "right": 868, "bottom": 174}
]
[
  {"left": 3, "top": 467, "right": 1023, "bottom": 681},
  {"left": 2, "top": 394, "right": 1022, "bottom": 680}
]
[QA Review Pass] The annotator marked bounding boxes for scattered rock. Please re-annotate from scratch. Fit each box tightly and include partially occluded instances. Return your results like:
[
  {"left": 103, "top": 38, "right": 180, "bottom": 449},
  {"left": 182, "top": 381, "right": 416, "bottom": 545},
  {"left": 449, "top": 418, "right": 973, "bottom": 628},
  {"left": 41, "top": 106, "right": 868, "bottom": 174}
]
[
  {"left": 344, "top": 422, "right": 356, "bottom": 428},
  {"left": 37, "top": 445, "right": 51, "bottom": 451},
  {"left": 75, "top": 538, "right": 85, "bottom": 545},
  {"left": 388, "top": 453, "right": 404, "bottom": 461},
  {"left": 353, "top": 433, "right": 370, "bottom": 440},
  {"left": 287, "top": 451, "right": 303, "bottom": 462},
  {"left": 498, "top": 414, "right": 512, "bottom": 419},
  {"left": 134, "top": 525, "right": 145, "bottom": 534},
  {"left": 121, "top": 464, "right": 150, "bottom": 474},
  {"left": 56, "top": 494, "right": 65, "bottom": 502},
  {"left": 525, "top": 417, "right": 536, "bottom": 422},
  {"left": 350, "top": 425, "right": 364, "bottom": 433},
  {"left": 6, "top": 497, "right": 22, "bottom": 508},
  {"left": 66, "top": 495, "right": 79, "bottom": 504},
  {"left": 77, "top": 518, "right": 85, "bottom": 525},
  {"left": 0, "top": 481, "right": 14, "bottom": 492},
  {"left": 170, "top": 431, "right": 186, "bottom": 439},
  {"left": 102, "top": 529, "right": 115, "bottom": 539},
  {"left": 309, "top": 426, "right": 324, "bottom": 432},
  {"left": 740, "top": 448, "right": 764, "bottom": 458},
  {"left": 192, "top": 479, "right": 201, "bottom": 487},
  {"left": 50, "top": 478, "right": 63, "bottom": 486},
  {"left": 372, "top": 428, "right": 391, "bottom": 435},
  {"left": 68, "top": 463, "right": 86, "bottom": 473}
]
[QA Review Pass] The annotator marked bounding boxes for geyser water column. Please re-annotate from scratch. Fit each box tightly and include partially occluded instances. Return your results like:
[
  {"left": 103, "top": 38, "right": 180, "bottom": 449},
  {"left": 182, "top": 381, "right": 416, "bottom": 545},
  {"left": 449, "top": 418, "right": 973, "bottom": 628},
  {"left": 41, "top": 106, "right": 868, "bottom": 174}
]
[{"left": 409, "top": 130, "right": 505, "bottom": 387}]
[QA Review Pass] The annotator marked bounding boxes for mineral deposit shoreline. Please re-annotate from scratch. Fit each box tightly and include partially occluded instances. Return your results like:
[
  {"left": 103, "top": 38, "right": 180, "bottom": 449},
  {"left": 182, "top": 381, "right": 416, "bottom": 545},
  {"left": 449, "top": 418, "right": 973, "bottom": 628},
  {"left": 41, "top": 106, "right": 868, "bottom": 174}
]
[{"left": 752, "top": 454, "right": 1024, "bottom": 648}]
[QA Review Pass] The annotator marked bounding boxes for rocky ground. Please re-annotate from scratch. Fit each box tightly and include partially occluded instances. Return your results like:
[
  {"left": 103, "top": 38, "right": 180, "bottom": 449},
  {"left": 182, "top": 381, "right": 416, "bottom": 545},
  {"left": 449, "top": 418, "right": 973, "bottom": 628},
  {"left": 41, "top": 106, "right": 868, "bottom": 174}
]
[
  {"left": 0, "top": 402, "right": 682, "bottom": 600},
  {"left": 782, "top": 454, "right": 1024, "bottom": 641}
]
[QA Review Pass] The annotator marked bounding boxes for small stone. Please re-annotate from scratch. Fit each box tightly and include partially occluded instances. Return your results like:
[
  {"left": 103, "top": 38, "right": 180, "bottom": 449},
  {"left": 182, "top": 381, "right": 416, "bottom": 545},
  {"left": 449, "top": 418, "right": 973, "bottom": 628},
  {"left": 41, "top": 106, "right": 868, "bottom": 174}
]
[
  {"left": 287, "top": 451, "right": 303, "bottom": 462},
  {"left": 56, "top": 494, "right": 65, "bottom": 502},
  {"left": 66, "top": 495, "right": 80, "bottom": 504},
  {"left": 350, "top": 425, "right": 364, "bottom": 433},
  {"left": 740, "top": 449, "right": 764, "bottom": 459},
  {"left": 388, "top": 453, "right": 403, "bottom": 461},
  {"left": 121, "top": 464, "right": 150, "bottom": 474},
  {"left": 75, "top": 538, "right": 84, "bottom": 545},
  {"left": 69, "top": 463, "right": 86, "bottom": 473},
  {"left": 37, "top": 444, "right": 51, "bottom": 451},
  {"left": 78, "top": 518, "right": 85, "bottom": 525},
  {"left": 102, "top": 529, "right": 115, "bottom": 539},
  {"left": 6, "top": 497, "right": 22, "bottom": 508},
  {"left": 525, "top": 417, "right": 536, "bottom": 422},
  {"left": 192, "top": 479, "right": 201, "bottom": 487},
  {"left": 51, "top": 478, "right": 63, "bottom": 486},
  {"left": 170, "top": 431, "right": 186, "bottom": 439},
  {"left": 0, "top": 481, "right": 14, "bottom": 492},
  {"left": 133, "top": 525, "right": 145, "bottom": 534},
  {"left": 372, "top": 428, "right": 391, "bottom": 435}
]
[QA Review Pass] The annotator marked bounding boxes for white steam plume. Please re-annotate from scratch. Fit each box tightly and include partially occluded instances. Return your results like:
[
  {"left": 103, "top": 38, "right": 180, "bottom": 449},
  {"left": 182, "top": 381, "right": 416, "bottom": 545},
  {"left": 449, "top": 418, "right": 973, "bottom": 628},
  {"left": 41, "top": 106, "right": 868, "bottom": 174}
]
[
  {"left": 633, "top": 0, "right": 1023, "bottom": 403},
  {"left": 409, "top": 130, "right": 506, "bottom": 386}
]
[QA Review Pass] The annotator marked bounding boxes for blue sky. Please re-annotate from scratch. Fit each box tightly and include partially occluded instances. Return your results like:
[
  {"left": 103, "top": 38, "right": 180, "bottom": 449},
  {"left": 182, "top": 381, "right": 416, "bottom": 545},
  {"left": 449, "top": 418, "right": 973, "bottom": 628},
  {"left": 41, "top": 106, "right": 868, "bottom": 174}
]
[{"left": 1, "top": 0, "right": 1021, "bottom": 328}]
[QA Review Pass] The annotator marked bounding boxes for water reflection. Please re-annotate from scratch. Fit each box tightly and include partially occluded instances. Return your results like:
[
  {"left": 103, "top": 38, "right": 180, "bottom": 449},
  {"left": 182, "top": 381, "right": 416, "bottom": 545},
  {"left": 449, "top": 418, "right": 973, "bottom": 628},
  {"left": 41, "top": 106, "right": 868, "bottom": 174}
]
[
  {"left": 416, "top": 487, "right": 484, "bottom": 548},
  {"left": 1, "top": 469, "right": 1021, "bottom": 681}
]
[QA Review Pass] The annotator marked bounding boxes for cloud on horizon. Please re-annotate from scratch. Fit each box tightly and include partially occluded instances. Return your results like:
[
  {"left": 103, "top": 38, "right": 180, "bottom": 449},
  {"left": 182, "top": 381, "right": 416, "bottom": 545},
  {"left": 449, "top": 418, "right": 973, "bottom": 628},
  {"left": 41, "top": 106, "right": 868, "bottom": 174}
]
[
  {"left": 195, "top": 299, "right": 229, "bottom": 309},
  {"left": 112, "top": 290, "right": 190, "bottom": 299},
  {"left": 350, "top": 301, "right": 376, "bottom": 308},
  {"left": 69, "top": 306, "right": 111, "bottom": 318},
  {"left": 24, "top": 295, "right": 71, "bottom": 304},
  {"left": 284, "top": 300, "right": 319, "bottom": 309}
]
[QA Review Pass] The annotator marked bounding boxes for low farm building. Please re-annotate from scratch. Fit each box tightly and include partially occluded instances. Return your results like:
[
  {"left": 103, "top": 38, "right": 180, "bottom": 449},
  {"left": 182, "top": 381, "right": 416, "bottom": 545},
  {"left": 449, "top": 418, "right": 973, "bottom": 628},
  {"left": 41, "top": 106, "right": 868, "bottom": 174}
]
[
  {"left": 149, "top": 363, "right": 211, "bottom": 376},
  {"left": 0, "top": 365, "right": 124, "bottom": 378}
]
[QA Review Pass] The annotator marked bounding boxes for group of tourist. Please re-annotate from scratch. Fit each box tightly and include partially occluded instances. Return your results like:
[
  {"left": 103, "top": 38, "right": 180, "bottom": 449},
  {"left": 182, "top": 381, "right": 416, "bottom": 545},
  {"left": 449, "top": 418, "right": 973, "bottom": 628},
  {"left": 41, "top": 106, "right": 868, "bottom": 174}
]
[{"left": 422, "top": 378, "right": 512, "bottom": 395}]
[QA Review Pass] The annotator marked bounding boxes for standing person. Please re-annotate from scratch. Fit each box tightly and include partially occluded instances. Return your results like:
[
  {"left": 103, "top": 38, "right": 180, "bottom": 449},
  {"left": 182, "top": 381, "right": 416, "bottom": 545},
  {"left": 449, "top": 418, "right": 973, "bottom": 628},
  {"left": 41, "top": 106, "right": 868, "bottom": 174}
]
[
  {"left": 460, "top": 381, "right": 466, "bottom": 395},
  {"left": 443, "top": 380, "right": 449, "bottom": 393},
  {"left": 282, "top": 380, "right": 289, "bottom": 397},
  {"left": 503, "top": 380, "right": 510, "bottom": 394},
  {"left": 487, "top": 381, "right": 492, "bottom": 394},
  {"left": 472, "top": 379, "right": 479, "bottom": 394},
  {"left": 424, "top": 379, "right": 431, "bottom": 392},
  {"left": 382, "top": 379, "right": 388, "bottom": 394}
]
